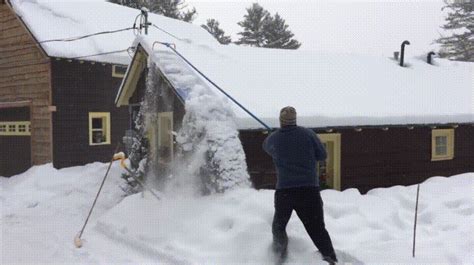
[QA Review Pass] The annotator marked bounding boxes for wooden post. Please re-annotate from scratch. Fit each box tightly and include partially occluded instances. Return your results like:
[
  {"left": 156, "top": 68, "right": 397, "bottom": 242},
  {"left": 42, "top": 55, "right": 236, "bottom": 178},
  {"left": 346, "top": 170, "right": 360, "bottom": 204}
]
[{"left": 413, "top": 184, "right": 420, "bottom": 257}]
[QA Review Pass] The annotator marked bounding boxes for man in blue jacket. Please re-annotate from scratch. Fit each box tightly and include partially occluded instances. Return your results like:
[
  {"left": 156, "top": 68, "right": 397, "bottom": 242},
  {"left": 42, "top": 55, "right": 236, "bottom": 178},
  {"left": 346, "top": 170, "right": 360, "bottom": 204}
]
[{"left": 263, "top": 106, "right": 337, "bottom": 264}]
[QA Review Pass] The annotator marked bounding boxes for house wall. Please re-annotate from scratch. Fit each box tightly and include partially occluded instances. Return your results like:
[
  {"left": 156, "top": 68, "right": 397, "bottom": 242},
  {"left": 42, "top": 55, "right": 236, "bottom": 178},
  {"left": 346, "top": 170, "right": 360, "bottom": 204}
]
[
  {"left": 129, "top": 67, "right": 185, "bottom": 134},
  {"left": 239, "top": 130, "right": 275, "bottom": 189},
  {"left": 241, "top": 124, "right": 474, "bottom": 193},
  {"left": 339, "top": 125, "right": 474, "bottom": 193},
  {"left": 0, "top": 106, "right": 31, "bottom": 176},
  {"left": 51, "top": 59, "right": 129, "bottom": 168},
  {"left": 0, "top": 3, "right": 52, "bottom": 166}
]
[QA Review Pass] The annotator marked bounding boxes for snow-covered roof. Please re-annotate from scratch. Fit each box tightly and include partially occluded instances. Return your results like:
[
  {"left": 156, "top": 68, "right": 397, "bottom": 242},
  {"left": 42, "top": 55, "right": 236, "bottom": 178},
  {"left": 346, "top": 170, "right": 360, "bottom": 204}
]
[
  {"left": 129, "top": 35, "right": 473, "bottom": 129},
  {"left": 9, "top": 0, "right": 217, "bottom": 65},
  {"left": 10, "top": 0, "right": 473, "bottom": 128}
]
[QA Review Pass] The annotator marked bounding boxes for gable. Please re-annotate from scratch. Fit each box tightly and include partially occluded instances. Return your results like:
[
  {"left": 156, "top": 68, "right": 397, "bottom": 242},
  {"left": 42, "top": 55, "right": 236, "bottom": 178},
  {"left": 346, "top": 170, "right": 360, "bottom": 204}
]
[
  {"left": 115, "top": 45, "right": 148, "bottom": 107},
  {"left": 0, "top": 1, "right": 53, "bottom": 165}
]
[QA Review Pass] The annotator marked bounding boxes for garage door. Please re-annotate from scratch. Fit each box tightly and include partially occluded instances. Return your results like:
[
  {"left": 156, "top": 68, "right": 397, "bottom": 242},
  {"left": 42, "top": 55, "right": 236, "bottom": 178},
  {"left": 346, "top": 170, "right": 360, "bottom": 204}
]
[{"left": 0, "top": 107, "right": 31, "bottom": 177}]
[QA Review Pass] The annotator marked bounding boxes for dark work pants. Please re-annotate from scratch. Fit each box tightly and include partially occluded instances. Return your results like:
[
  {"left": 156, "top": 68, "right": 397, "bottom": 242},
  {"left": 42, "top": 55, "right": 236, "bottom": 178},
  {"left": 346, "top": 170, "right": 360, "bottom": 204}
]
[{"left": 272, "top": 186, "right": 336, "bottom": 259}]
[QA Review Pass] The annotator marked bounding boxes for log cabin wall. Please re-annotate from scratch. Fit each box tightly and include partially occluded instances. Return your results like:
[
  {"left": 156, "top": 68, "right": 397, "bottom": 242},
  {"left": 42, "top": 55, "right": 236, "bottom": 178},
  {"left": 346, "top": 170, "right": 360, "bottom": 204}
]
[
  {"left": 51, "top": 59, "right": 129, "bottom": 168},
  {"left": 241, "top": 124, "right": 474, "bottom": 193},
  {"left": 0, "top": 3, "right": 53, "bottom": 165}
]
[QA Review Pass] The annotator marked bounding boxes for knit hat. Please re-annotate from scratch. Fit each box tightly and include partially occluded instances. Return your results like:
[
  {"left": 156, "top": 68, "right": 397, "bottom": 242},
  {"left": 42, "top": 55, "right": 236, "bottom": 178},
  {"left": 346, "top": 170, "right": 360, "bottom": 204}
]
[{"left": 279, "top": 106, "right": 297, "bottom": 127}]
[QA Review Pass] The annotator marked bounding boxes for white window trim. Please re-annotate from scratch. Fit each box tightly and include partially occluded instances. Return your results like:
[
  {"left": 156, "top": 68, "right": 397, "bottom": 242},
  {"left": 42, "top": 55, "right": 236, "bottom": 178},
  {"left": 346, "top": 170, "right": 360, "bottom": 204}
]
[
  {"left": 112, "top": 65, "right": 127, "bottom": 78},
  {"left": 317, "top": 133, "right": 341, "bottom": 190},
  {"left": 0, "top": 121, "right": 31, "bottom": 136},
  {"left": 431, "top": 129, "right": 454, "bottom": 161},
  {"left": 89, "top": 112, "right": 111, "bottom": 146}
]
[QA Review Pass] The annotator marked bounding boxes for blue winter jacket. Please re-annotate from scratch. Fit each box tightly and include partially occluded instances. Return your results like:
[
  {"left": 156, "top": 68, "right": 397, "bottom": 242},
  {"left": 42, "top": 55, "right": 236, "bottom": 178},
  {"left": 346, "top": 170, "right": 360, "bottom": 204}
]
[{"left": 263, "top": 126, "right": 327, "bottom": 190}]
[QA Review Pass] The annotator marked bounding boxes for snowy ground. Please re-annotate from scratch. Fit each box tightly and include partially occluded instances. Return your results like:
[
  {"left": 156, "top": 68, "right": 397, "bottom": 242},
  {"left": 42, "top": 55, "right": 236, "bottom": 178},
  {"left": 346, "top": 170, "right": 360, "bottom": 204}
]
[{"left": 1, "top": 163, "right": 473, "bottom": 264}]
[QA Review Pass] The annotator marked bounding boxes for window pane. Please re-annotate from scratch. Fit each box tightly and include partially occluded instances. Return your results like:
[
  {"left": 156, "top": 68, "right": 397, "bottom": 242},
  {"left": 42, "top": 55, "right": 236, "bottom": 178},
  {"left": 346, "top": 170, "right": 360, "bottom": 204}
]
[
  {"left": 0, "top": 125, "right": 6, "bottom": 132},
  {"left": 8, "top": 125, "right": 16, "bottom": 132},
  {"left": 435, "top": 136, "right": 447, "bottom": 145},
  {"left": 436, "top": 146, "right": 447, "bottom": 156},
  {"left": 18, "top": 125, "right": 26, "bottom": 132},
  {"left": 114, "top": 65, "right": 127, "bottom": 76},
  {"left": 92, "top": 130, "right": 105, "bottom": 143},
  {"left": 92, "top": 118, "right": 103, "bottom": 129}
]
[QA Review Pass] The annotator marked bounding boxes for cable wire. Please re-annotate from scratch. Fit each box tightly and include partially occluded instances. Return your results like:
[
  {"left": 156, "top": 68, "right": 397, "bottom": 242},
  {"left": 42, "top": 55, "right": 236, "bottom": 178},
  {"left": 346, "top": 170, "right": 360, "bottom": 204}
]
[
  {"left": 151, "top": 24, "right": 183, "bottom": 41},
  {"left": 67, "top": 48, "right": 131, "bottom": 60},
  {"left": 38, "top": 27, "right": 134, "bottom": 44}
]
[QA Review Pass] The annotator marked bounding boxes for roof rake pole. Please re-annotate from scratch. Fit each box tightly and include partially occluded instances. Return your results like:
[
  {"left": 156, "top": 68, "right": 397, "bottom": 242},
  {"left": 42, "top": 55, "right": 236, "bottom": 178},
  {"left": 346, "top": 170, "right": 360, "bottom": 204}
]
[
  {"left": 161, "top": 43, "right": 272, "bottom": 132},
  {"left": 74, "top": 143, "right": 121, "bottom": 248}
]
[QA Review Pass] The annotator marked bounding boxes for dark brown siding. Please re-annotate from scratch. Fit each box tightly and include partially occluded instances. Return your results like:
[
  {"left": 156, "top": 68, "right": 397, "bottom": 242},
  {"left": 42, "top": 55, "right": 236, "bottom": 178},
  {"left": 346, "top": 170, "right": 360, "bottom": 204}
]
[
  {"left": 0, "top": 107, "right": 31, "bottom": 177},
  {"left": 0, "top": 4, "right": 52, "bottom": 165},
  {"left": 51, "top": 60, "right": 129, "bottom": 168},
  {"left": 340, "top": 125, "right": 474, "bottom": 193},
  {"left": 239, "top": 130, "right": 275, "bottom": 189},
  {"left": 241, "top": 125, "right": 474, "bottom": 193}
]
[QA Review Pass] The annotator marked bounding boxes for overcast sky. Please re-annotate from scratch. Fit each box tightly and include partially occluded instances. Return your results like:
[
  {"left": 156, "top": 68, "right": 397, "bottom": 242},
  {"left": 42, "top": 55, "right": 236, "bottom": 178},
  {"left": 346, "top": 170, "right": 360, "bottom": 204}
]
[{"left": 187, "top": 0, "right": 447, "bottom": 57}]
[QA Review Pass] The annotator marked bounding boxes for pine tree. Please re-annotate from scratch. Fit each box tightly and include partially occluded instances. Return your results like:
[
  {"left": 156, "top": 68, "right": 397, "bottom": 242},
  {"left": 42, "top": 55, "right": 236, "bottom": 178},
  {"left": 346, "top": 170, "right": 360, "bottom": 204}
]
[
  {"left": 436, "top": 0, "right": 473, "bottom": 62},
  {"left": 236, "top": 3, "right": 271, "bottom": 47},
  {"left": 262, "top": 13, "right": 301, "bottom": 49},
  {"left": 236, "top": 3, "right": 301, "bottom": 49},
  {"left": 109, "top": 0, "right": 196, "bottom": 22},
  {"left": 201, "top": 19, "right": 232, "bottom": 44},
  {"left": 109, "top": 0, "right": 143, "bottom": 9}
]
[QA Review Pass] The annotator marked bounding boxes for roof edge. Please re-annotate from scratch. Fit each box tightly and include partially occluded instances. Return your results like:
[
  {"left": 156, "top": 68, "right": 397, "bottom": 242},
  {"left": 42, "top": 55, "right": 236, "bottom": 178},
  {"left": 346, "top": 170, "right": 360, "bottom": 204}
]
[
  {"left": 5, "top": 0, "right": 49, "bottom": 58},
  {"left": 115, "top": 44, "right": 148, "bottom": 106}
]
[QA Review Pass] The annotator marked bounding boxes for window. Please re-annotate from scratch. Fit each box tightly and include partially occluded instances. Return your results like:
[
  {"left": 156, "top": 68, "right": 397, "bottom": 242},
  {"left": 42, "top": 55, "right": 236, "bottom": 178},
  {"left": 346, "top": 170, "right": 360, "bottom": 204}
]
[
  {"left": 0, "top": 122, "right": 31, "bottom": 136},
  {"left": 89, "top": 112, "right": 111, "bottom": 145},
  {"left": 112, "top": 65, "right": 127, "bottom": 78},
  {"left": 316, "top": 133, "right": 341, "bottom": 190},
  {"left": 18, "top": 124, "right": 26, "bottom": 132},
  {"left": 431, "top": 129, "right": 454, "bottom": 161}
]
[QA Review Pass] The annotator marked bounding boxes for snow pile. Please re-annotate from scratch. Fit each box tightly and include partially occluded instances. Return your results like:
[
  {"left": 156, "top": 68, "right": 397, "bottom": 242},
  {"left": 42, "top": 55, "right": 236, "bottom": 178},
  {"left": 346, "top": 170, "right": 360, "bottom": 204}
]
[
  {"left": 142, "top": 48, "right": 250, "bottom": 194},
  {"left": 0, "top": 162, "right": 126, "bottom": 264},
  {"left": 3, "top": 165, "right": 473, "bottom": 264},
  {"left": 95, "top": 172, "right": 474, "bottom": 264}
]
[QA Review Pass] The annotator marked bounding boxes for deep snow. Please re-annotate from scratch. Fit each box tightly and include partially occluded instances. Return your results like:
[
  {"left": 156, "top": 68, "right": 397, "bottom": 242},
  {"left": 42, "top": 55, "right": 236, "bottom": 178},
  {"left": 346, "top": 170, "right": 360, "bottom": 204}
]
[{"left": 1, "top": 163, "right": 473, "bottom": 264}]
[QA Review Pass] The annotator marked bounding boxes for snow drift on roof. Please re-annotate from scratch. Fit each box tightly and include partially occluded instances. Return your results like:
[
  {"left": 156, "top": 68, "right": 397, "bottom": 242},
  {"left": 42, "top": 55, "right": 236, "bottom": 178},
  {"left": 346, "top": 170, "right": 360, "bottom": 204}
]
[
  {"left": 9, "top": 0, "right": 218, "bottom": 64},
  {"left": 138, "top": 35, "right": 473, "bottom": 128}
]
